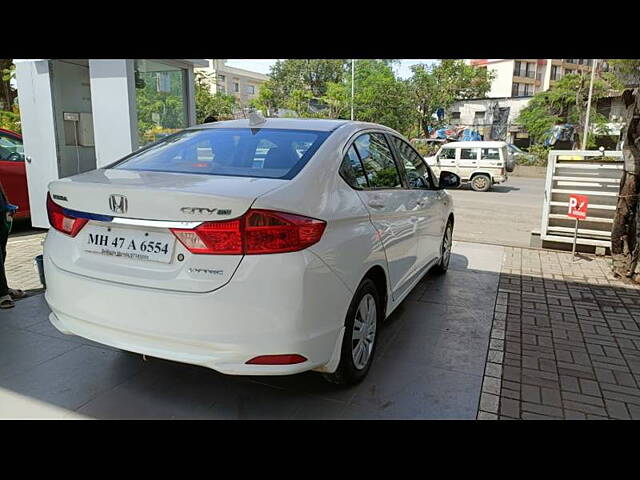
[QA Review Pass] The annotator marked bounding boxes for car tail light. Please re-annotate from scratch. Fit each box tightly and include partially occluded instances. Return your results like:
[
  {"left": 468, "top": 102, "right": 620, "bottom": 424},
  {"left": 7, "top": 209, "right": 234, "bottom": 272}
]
[
  {"left": 172, "top": 219, "right": 242, "bottom": 255},
  {"left": 246, "top": 354, "right": 308, "bottom": 365},
  {"left": 46, "top": 193, "right": 88, "bottom": 237},
  {"left": 171, "top": 209, "right": 326, "bottom": 255}
]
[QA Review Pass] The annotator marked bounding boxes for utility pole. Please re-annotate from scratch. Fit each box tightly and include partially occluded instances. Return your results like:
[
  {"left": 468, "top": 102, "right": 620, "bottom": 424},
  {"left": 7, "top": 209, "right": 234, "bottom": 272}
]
[
  {"left": 582, "top": 59, "right": 598, "bottom": 150},
  {"left": 351, "top": 59, "right": 355, "bottom": 121}
]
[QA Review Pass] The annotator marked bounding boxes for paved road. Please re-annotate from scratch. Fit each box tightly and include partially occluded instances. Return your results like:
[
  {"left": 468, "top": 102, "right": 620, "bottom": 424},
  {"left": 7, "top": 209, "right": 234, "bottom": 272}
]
[{"left": 448, "top": 176, "right": 545, "bottom": 248}]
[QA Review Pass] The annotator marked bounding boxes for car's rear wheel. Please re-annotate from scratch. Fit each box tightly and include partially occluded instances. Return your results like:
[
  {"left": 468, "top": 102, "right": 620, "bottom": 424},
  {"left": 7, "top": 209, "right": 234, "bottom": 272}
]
[
  {"left": 471, "top": 174, "right": 491, "bottom": 192},
  {"left": 323, "top": 278, "right": 380, "bottom": 386},
  {"left": 434, "top": 220, "right": 453, "bottom": 274}
]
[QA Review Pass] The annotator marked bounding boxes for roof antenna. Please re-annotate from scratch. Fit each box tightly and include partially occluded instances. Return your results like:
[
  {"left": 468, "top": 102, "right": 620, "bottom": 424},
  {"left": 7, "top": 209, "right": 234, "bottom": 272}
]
[{"left": 248, "top": 109, "right": 267, "bottom": 127}]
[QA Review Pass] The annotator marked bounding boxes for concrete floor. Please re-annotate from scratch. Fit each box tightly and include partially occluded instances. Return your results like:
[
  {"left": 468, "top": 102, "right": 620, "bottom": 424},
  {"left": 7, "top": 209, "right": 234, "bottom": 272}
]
[
  {"left": 449, "top": 177, "right": 545, "bottom": 248},
  {"left": 0, "top": 241, "right": 503, "bottom": 419}
]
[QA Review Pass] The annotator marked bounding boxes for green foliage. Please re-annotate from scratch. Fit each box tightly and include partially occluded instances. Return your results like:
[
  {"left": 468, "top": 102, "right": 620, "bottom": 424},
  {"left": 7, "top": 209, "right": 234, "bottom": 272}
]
[
  {"left": 525, "top": 144, "right": 551, "bottom": 166},
  {"left": 253, "top": 59, "right": 349, "bottom": 115},
  {"left": 0, "top": 104, "right": 20, "bottom": 133},
  {"left": 254, "top": 59, "right": 415, "bottom": 135},
  {"left": 194, "top": 71, "right": 237, "bottom": 123},
  {"left": 1, "top": 59, "right": 18, "bottom": 113},
  {"left": 409, "top": 60, "right": 494, "bottom": 135},
  {"left": 608, "top": 59, "right": 640, "bottom": 87},
  {"left": 516, "top": 68, "right": 622, "bottom": 148},
  {"left": 135, "top": 68, "right": 189, "bottom": 145},
  {"left": 332, "top": 60, "right": 416, "bottom": 134}
]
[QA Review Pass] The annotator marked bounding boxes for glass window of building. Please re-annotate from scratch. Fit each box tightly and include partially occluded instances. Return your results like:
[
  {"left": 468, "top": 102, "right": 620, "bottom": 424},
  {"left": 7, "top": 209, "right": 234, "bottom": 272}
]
[{"left": 134, "top": 60, "right": 188, "bottom": 147}]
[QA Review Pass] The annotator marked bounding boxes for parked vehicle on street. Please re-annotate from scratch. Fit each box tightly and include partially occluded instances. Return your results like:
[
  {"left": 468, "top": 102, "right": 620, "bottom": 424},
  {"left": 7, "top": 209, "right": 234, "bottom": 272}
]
[
  {"left": 507, "top": 143, "right": 537, "bottom": 165},
  {"left": 425, "top": 141, "right": 511, "bottom": 192},
  {"left": 0, "top": 128, "right": 30, "bottom": 220},
  {"left": 44, "top": 118, "right": 459, "bottom": 385}
]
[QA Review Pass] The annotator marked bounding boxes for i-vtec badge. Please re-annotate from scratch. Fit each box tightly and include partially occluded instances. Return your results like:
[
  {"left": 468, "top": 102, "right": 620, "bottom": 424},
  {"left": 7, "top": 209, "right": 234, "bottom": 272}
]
[
  {"left": 109, "top": 194, "right": 128, "bottom": 214},
  {"left": 181, "top": 207, "right": 232, "bottom": 215},
  {"left": 188, "top": 268, "right": 224, "bottom": 276}
]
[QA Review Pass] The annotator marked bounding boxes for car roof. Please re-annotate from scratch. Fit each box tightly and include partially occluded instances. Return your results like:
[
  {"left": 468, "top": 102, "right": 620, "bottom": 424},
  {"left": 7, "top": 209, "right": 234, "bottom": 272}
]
[
  {"left": 189, "top": 117, "right": 353, "bottom": 132},
  {"left": 0, "top": 128, "right": 21, "bottom": 138},
  {"left": 441, "top": 141, "right": 507, "bottom": 148}
]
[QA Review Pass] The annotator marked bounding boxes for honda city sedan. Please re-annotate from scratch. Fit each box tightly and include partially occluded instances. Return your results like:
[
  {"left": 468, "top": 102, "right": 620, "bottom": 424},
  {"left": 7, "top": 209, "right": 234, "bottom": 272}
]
[{"left": 44, "top": 118, "right": 459, "bottom": 385}]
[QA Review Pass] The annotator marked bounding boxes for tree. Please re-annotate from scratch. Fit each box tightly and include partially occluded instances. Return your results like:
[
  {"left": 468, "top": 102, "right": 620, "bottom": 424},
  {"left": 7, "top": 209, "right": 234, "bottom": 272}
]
[
  {"left": 516, "top": 68, "right": 621, "bottom": 148},
  {"left": 325, "top": 60, "right": 415, "bottom": 135},
  {"left": 609, "top": 60, "right": 640, "bottom": 280},
  {"left": 0, "top": 59, "right": 20, "bottom": 133},
  {"left": 253, "top": 59, "right": 349, "bottom": 115},
  {"left": 194, "top": 71, "right": 237, "bottom": 123},
  {"left": 409, "top": 60, "right": 494, "bottom": 136},
  {"left": 0, "top": 59, "right": 17, "bottom": 111}
]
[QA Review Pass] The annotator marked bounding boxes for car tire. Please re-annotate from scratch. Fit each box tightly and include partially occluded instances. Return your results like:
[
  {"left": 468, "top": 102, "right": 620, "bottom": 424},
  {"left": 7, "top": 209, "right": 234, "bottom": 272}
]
[
  {"left": 323, "top": 278, "right": 381, "bottom": 386},
  {"left": 433, "top": 220, "right": 453, "bottom": 274},
  {"left": 505, "top": 156, "right": 516, "bottom": 173},
  {"left": 471, "top": 174, "right": 491, "bottom": 192}
]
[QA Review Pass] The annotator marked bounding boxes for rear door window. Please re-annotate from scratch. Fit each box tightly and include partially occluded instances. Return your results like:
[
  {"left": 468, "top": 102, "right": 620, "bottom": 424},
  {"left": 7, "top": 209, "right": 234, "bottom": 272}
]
[
  {"left": 353, "top": 133, "right": 402, "bottom": 189},
  {"left": 0, "top": 133, "right": 24, "bottom": 161},
  {"left": 460, "top": 148, "right": 480, "bottom": 160},
  {"left": 391, "top": 136, "right": 433, "bottom": 189},
  {"left": 112, "top": 128, "right": 330, "bottom": 180},
  {"left": 339, "top": 145, "right": 369, "bottom": 189},
  {"left": 481, "top": 148, "right": 501, "bottom": 160}
]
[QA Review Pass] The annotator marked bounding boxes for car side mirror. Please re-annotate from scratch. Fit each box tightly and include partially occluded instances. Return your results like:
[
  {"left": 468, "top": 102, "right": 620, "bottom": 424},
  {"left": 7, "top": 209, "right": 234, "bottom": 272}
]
[{"left": 438, "top": 171, "right": 460, "bottom": 189}]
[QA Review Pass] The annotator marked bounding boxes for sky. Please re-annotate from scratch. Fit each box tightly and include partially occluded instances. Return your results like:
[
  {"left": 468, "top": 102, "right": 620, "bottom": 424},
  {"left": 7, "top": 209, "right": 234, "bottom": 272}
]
[{"left": 225, "top": 59, "right": 437, "bottom": 79}]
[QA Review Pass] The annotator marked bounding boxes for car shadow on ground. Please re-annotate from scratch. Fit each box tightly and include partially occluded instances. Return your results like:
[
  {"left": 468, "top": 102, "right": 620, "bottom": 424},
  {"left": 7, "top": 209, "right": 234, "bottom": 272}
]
[{"left": 456, "top": 184, "right": 520, "bottom": 193}]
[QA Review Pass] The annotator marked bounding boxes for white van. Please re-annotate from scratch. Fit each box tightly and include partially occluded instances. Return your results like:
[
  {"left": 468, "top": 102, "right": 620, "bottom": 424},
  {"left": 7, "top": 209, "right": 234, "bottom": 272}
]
[{"left": 425, "top": 141, "right": 512, "bottom": 192}]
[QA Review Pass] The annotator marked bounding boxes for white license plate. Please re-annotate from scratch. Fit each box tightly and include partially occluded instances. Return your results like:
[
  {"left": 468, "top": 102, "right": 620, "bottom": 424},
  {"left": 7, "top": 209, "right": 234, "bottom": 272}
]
[{"left": 83, "top": 225, "right": 175, "bottom": 264}]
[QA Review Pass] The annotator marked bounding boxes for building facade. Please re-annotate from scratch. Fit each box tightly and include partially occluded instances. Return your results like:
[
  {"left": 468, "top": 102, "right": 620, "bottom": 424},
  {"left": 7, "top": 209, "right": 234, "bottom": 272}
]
[
  {"left": 197, "top": 60, "right": 269, "bottom": 107},
  {"left": 468, "top": 59, "right": 596, "bottom": 98},
  {"left": 446, "top": 60, "right": 621, "bottom": 146}
]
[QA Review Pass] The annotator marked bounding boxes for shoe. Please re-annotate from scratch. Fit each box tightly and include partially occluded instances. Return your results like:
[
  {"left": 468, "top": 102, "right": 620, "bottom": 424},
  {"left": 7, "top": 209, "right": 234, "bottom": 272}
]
[
  {"left": 8, "top": 288, "right": 26, "bottom": 300},
  {"left": 0, "top": 295, "right": 15, "bottom": 309}
]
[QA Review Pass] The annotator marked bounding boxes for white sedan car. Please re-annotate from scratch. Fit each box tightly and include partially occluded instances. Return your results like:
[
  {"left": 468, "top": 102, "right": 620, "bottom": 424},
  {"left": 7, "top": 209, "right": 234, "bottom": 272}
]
[{"left": 44, "top": 118, "right": 459, "bottom": 385}]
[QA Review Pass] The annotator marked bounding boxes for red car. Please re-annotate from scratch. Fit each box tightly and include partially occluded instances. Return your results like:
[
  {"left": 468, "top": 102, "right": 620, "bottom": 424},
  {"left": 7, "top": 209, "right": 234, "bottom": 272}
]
[{"left": 0, "top": 128, "right": 30, "bottom": 220}]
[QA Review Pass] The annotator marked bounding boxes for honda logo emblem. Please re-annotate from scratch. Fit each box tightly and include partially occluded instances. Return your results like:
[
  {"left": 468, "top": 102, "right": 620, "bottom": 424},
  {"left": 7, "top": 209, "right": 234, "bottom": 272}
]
[{"left": 109, "top": 194, "right": 128, "bottom": 214}]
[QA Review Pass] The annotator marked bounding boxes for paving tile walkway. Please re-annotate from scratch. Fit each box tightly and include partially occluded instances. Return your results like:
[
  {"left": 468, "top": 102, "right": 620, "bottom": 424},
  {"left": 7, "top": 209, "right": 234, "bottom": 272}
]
[
  {"left": 4, "top": 232, "right": 45, "bottom": 292},
  {"left": 478, "top": 247, "right": 640, "bottom": 420}
]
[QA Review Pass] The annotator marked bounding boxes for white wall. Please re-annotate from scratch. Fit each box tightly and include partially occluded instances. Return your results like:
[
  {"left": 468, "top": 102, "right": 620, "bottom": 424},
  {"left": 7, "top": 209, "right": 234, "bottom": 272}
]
[
  {"left": 89, "top": 59, "right": 138, "bottom": 167},
  {"left": 14, "top": 60, "right": 60, "bottom": 228},
  {"left": 486, "top": 60, "right": 515, "bottom": 98},
  {"left": 51, "top": 60, "right": 96, "bottom": 178}
]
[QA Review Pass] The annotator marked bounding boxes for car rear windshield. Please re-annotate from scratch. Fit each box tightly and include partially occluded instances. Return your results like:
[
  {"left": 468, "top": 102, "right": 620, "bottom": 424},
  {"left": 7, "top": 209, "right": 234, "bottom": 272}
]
[{"left": 111, "top": 128, "right": 330, "bottom": 179}]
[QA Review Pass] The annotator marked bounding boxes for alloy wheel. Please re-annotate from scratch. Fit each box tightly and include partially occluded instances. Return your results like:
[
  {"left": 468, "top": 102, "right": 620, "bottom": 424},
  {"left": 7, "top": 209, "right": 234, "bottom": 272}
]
[
  {"left": 352, "top": 293, "right": 377, "bottom": 370},
  {"left": 442, "top": 224, "right": 452, "bottom": 269}
]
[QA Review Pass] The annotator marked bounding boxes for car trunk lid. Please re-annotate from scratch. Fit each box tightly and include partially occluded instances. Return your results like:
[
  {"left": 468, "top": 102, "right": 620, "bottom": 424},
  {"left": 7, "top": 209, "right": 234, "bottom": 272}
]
[{"left": 46, "top": 169, "right": 286, "bottom": 293}]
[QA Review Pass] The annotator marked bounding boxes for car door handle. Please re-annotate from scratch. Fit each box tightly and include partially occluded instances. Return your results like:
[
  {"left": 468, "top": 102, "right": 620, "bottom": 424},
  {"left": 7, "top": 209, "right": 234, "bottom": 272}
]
[{"left": 368, "top": 200, "right": 385, "bottom": 209}]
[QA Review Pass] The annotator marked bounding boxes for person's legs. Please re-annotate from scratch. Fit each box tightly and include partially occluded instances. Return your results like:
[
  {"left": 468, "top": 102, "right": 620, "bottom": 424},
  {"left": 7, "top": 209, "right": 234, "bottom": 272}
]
[{"left": 0, "top": 225, "right": 8, "bottom": 297}]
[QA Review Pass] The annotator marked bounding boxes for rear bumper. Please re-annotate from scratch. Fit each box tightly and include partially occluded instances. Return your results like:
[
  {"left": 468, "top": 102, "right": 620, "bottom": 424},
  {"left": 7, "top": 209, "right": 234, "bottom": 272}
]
[
  {"left": 44, "top": 249, "right": 351, "bottom": 376},
  {"left": 493, "top": 174, "right": 507, "bottom": 183}
]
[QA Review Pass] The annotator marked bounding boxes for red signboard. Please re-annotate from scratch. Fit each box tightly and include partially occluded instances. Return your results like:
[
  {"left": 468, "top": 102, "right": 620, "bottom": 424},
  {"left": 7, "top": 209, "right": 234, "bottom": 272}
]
[{"left": 568, "top": 194, "right": 589, "bottom": 220}]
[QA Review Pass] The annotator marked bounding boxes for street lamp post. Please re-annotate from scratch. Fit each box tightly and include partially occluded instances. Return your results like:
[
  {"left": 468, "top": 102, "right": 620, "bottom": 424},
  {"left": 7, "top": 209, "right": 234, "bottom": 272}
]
[
  {"left": 582, "top": 59, "right": 598, "bottom": 150},
  {"left": 351, "top": 59, "right": 355, "bottom": 121}
]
